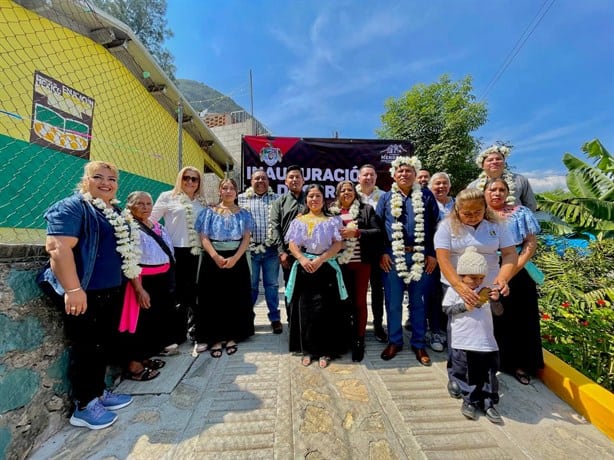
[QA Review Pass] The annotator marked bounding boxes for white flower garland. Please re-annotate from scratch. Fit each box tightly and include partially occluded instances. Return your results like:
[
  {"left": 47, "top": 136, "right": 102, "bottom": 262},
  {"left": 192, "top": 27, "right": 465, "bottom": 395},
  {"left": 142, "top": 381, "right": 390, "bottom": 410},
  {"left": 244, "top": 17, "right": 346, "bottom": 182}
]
[
  {"left": 474, "top": 145, "right": 516, "bottom": 204},
  {"left": 82, "top": 192, "right": 141, "bottom": 279},
  {"left": 389, "top": 155, "right": 425, "bottom": 284},
  {"left": 329, "top": 199, "right": 360, "bottom": 264},
  {"left": 242, "top": 186, "right": 275, "bottom": 254},
  {"left": 356, "top": 184, "right": 383, "bottom": 203},
  {"left": 178, "top": 193, "right": 202, "bottom": 255}
]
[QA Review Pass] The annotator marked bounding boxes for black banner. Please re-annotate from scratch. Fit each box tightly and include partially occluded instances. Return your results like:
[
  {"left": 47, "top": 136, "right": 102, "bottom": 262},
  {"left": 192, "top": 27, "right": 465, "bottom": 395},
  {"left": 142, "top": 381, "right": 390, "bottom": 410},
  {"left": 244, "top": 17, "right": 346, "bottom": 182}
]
[{"left": 241, "top": 136, "right": 414, "bottom": 199}]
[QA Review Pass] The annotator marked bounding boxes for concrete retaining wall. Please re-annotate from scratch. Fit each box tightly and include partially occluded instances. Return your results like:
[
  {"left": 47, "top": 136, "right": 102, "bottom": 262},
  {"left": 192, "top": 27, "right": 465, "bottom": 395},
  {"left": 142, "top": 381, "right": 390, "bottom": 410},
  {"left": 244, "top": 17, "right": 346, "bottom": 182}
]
[{"left": 0, "top": 244, "right": 69, "bottom": 460}]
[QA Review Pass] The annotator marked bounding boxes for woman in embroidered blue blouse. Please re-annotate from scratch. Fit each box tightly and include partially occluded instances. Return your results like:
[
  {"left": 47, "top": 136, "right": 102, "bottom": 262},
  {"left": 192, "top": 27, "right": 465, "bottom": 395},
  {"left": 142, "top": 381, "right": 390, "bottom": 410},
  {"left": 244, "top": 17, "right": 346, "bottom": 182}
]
[
  {"left": 285, "top": 184, "right": 348, "bottom": 368},
  {"left": 195, "top": 178, "right": 254, "bottom": 357},
  {"left": 484, "top": 178, "right": 544, "bottom": 385}
]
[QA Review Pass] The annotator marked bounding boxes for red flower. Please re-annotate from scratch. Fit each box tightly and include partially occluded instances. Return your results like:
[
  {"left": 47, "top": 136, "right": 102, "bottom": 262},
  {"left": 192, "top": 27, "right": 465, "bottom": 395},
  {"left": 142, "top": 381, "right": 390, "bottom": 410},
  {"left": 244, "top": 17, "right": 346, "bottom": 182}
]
[
  {"left": 542, "top": 313, "right": 551, "bottom": 320},
  {"left": 561, "top": 301, "right": 570, "bottom": 309},
  {"left": 581, "top": 320, "right": 589, "bottom": 327},
  {"left": 596, "top": 299, "right": 606, "bottom": 306}
]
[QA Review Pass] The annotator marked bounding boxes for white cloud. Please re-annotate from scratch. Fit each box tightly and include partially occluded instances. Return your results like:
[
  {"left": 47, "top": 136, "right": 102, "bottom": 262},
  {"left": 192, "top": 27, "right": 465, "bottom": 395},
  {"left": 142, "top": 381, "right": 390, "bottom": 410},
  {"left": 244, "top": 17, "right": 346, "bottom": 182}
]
[{"left": 523, "top": 172, "right": 568, "bottom": 193}]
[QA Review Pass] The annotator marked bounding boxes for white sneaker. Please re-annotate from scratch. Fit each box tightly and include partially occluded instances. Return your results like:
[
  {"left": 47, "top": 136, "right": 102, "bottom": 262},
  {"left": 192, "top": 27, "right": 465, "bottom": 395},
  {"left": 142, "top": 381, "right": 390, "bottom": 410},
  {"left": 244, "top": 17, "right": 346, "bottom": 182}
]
[{"left": 195, "top": 343, "right": 208, "bottom": 353}]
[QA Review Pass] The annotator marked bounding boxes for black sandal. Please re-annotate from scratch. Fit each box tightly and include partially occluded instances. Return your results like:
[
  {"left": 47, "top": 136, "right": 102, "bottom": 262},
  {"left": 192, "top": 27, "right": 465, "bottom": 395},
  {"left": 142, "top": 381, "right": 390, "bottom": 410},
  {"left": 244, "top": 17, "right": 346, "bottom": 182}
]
[
  {"left": 210, "top": 348, "right": 223, "bottom": 358},
  {"left": 514, "top": 369, "right": 531, "bottom": 385},
  {"left": 226, "top": 344, "right": 238, "bottom": 356},
  {"left": 142, "top": 358, "right": 165, "bottom": 370},
  {"left": 125, "top": 367, "right": 159, "bottom": 381}
]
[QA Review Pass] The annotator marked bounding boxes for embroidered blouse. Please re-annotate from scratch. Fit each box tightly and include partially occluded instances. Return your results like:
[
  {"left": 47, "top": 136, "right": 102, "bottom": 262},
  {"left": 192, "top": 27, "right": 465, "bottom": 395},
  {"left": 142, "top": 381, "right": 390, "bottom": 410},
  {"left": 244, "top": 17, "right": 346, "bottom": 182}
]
[
  {"left": 285, "top": 215, "right": 343, "bottom": 255},
  {"left": 138, "top": 221, "right": 174, "bottom": 265},
  {"left": 195, "top": 206, "right": 253, "bottom": 241},
  {"left": 495, "top": 205, "right": 541, "bottom": 245}
]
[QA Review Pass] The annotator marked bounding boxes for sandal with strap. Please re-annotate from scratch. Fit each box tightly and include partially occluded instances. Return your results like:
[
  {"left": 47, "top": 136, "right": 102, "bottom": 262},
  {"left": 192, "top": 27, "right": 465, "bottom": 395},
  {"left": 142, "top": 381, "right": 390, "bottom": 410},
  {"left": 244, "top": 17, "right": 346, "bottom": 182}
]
[
  {"left": 125, "top": 367, "right": 159, "bottom": 381},
  {"left": 142, "top": 358, "right": 165, "bottom": 370},
  {"left": 226, "top": 344, "right": 238, "bottom": 356},
  {"left": 210, "top": 347, "right": 223, "bottom": 358},
  {"left": 514, "top": 369, "right": 531, "bottom": 385},
  {"left": 318, "top": 356, "right": 331, "bottom": 369}
]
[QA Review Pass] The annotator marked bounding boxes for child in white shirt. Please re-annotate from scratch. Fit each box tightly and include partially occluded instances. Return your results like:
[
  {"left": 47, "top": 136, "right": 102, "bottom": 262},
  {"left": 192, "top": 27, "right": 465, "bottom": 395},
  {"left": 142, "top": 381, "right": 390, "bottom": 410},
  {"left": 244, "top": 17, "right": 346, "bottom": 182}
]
[{"left": 442, "top": 246, "right": 504, "bottom": 424}]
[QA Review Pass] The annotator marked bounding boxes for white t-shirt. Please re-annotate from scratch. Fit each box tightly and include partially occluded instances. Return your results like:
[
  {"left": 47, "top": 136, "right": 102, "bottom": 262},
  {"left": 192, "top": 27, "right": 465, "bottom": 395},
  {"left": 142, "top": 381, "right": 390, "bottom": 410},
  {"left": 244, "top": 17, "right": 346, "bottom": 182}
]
[
  {"left": 151, "top": 191, "right": 206, "bottom": 248},
  {"left": 443, "top": 287, "right": 498, "bottom": 352},
  {"left": 434, "top": 218, "right": 515, "bottom": 287}
]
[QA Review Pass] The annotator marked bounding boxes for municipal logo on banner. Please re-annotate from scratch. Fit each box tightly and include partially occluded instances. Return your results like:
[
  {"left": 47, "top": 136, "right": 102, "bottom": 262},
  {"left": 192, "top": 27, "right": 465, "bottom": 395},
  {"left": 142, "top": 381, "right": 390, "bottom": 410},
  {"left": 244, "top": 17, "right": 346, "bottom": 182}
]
[{"left": 259, "top": 143, "right": 283, "bottom": 166}]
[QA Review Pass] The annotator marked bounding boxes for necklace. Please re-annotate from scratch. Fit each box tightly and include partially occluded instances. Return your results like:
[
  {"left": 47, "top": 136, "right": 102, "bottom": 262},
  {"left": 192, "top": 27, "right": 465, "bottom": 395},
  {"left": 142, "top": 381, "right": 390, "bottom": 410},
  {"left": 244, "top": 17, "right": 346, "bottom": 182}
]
[
  {"left": 244, "top": 186, "right": 275, "bottom": 198},
  {"left": 82, "top": 192, "right": 141, "bottom": 279},
  {"left": 329, "top": 200, "right": 360, "bottom": 264},
  {"left": 476, "top": 170, "right": 516, "bottom": 205},
  {"left": 390, "top": 182, "right": 425, "bottom": 283},
  {"left": 178, "top": 193, "right": 202, "bottom": 255}
]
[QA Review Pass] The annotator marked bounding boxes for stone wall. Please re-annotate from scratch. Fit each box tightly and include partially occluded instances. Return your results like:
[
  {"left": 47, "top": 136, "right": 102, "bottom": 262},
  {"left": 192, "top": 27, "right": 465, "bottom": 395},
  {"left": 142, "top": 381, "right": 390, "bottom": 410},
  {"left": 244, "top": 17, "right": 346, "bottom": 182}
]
[{"left": 0, "top": 245, "right": 70, "bottom": 460}]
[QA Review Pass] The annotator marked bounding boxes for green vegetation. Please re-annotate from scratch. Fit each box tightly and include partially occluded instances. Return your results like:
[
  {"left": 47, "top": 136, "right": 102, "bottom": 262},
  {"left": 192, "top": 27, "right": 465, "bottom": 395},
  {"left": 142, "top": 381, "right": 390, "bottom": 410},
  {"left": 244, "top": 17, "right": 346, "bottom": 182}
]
[
  {"left": 537, "top": 139, "right": 614, "bottom": 240},
  {"left": 377, "top": 74, "right": 487, "bottom": 194},
  {"left": 91, "top": 0, "right": 176, "bottom": 79},
  {"left": 535, "top": 139, "right": 614, "bottom": 391},
  {"left": 536, "top": 239, "right": 614, "bottom": 391}
]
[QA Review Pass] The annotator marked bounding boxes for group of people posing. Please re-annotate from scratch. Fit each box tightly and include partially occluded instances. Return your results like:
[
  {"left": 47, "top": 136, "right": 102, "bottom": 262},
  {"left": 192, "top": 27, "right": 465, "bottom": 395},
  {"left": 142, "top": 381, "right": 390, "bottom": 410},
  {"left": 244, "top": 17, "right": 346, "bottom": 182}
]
[{"left": 40, "top": 143, "right": 543, "bottom": 430}]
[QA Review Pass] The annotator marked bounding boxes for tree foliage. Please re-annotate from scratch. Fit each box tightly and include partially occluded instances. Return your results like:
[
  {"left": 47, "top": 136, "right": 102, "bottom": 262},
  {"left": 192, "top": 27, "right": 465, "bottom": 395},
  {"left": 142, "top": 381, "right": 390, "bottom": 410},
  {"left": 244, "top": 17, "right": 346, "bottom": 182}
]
[
  {"left": 377, "top": 74, "right": 487, "bottom": 193},
  {"left": 91, "top": 0, "right": 176, "bottom": 80},
  {"left": 537, "top": 139, "right": 614, "bottom": 240}
]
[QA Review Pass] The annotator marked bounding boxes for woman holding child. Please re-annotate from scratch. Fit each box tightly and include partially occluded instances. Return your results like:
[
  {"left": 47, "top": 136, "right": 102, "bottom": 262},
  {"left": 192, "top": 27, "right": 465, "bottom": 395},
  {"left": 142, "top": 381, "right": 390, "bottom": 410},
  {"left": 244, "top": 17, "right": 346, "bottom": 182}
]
[{"left": 434, "top": 188, "right": 518, "bottom": 399}]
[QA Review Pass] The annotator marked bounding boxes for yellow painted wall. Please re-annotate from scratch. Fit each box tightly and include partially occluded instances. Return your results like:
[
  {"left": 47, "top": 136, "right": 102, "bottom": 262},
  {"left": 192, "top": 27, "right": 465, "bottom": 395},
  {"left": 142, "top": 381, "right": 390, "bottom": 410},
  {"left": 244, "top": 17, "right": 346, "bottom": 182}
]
[{"left": 0, "top": 1, "right": 206, "bottom": 184}]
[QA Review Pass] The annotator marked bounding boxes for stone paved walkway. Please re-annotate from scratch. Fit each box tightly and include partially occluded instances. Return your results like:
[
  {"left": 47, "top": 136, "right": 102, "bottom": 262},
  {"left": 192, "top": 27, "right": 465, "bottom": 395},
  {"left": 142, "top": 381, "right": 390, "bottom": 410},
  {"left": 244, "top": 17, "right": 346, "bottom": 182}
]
[{"left": 31, "top": 293, "right": 614, "bottom": 460}]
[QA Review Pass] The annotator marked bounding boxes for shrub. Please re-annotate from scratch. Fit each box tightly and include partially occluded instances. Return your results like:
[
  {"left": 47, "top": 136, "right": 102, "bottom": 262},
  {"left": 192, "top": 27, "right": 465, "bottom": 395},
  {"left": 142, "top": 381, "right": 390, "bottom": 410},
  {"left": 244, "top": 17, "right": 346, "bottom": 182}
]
[{"left": 536, "top": 238, "right": 614, "bottom": 391}]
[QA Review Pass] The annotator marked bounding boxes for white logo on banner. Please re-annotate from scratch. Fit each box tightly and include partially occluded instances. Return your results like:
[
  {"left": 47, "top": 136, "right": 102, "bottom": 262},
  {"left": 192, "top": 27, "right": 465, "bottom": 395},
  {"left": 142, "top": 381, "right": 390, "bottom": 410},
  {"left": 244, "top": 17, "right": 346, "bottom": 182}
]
[{"left": 259, "top": 144, "right": 283, "bottom": 166}]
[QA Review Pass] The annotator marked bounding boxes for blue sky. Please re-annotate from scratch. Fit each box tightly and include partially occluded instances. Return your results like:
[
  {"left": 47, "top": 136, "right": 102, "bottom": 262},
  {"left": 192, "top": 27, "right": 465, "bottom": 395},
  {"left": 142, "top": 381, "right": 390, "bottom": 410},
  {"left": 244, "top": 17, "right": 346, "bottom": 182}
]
[{"left": 166, "top": 0, "right": 613, "bottom": 192}]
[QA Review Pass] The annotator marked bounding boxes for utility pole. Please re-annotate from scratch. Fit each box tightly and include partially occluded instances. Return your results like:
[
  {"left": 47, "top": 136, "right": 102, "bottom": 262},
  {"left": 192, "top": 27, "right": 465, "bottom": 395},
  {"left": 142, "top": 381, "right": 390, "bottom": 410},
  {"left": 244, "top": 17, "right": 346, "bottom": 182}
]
[
  {"left": 177, "top": 100, "right": 183, "bottom": 171},
  {"left": 249, "top": 69, "right": 255, "bottom": 135}
]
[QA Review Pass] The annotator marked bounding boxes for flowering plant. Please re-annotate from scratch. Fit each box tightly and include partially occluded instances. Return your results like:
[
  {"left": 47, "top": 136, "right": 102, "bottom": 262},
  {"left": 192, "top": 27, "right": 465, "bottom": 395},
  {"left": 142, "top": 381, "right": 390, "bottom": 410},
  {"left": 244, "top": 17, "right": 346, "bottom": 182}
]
[
  {"left": 82, "top": 192, "right": 141, "bottom": 279},
  {"left": 536, "top": 238, "right": 614, "bottom": 391}
]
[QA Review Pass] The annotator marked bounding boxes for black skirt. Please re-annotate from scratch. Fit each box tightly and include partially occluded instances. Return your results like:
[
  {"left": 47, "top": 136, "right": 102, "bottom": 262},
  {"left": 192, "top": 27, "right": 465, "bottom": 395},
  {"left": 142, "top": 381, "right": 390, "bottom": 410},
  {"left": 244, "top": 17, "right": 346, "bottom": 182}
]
[
  {"left": 196, "top": 249, "right": 255, "bottom": 345},
  {"left": 288, "top": 263, "right": 349, "bottom": 357},
  {"left": 494, "top": 268, "right": 544, "bottom": 375}
]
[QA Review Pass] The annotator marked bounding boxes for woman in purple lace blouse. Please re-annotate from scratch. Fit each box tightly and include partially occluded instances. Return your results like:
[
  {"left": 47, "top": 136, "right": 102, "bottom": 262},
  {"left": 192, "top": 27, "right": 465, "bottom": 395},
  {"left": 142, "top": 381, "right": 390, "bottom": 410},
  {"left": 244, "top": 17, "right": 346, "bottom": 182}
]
[{"left": 285, "top": 184, "right": 349, "bottom": 368}]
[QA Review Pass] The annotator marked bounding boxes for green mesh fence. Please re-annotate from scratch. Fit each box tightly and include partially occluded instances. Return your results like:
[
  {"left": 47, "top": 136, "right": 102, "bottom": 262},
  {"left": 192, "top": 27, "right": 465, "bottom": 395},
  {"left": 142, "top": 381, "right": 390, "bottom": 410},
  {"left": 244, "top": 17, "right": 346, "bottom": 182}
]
[{"left": 1, "top": 1, "right": 220, "bottom": 244}]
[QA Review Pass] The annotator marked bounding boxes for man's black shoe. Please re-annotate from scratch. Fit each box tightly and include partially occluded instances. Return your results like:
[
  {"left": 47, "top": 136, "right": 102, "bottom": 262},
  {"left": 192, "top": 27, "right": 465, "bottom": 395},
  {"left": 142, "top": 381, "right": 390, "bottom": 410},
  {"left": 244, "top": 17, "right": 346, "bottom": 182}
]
[{"left": 447, "top": 381, "right": 462, "bottom": 399}]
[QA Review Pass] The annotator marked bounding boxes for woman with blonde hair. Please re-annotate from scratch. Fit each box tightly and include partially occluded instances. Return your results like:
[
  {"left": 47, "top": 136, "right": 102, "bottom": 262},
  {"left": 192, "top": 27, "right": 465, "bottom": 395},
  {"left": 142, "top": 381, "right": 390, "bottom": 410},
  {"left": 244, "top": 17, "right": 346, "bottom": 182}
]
[{"left": 151, "top": 166, "right": 207, "bottom": 351}]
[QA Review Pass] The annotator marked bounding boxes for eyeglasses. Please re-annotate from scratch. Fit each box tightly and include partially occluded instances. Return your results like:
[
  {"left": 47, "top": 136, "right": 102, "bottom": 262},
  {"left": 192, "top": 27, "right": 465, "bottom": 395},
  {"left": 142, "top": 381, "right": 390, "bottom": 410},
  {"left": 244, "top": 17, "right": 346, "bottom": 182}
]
[{"left": 182, "top": 175, "right": 199, "bottom": 183}]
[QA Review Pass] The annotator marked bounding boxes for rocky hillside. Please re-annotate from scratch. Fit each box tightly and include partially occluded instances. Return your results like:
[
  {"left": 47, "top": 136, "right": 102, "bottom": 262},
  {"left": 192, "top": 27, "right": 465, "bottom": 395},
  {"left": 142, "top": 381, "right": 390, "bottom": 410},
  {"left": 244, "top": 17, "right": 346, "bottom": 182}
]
[{"left": 176, "top": 79, "right": 245, "bottom": 114}]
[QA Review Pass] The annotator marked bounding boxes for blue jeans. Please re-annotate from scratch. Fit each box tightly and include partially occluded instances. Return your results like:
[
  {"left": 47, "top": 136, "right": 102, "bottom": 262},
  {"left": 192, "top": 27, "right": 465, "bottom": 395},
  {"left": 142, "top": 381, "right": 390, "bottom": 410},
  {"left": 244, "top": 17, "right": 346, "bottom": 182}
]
[
  {"left": 382, "top": 252, "right": 427, "bottom": 348},
  {"left": 250, "top": 247, "right": 281, "bottom": 322}
]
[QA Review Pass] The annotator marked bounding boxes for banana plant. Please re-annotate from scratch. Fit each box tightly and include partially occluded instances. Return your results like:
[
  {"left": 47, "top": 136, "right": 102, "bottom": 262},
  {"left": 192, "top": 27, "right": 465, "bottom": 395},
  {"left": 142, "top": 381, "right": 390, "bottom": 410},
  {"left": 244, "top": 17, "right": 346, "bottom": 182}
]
[{"left": 537, "top": 139, "right": 614, "bottom": 240}]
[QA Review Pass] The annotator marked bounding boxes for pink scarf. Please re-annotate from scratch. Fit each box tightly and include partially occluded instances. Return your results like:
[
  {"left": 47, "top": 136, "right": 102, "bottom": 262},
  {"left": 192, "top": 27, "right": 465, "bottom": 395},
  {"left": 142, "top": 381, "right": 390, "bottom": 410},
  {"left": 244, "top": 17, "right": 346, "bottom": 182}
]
[{"left": 119, "top": 263, "right": 170, "bottom": 333}]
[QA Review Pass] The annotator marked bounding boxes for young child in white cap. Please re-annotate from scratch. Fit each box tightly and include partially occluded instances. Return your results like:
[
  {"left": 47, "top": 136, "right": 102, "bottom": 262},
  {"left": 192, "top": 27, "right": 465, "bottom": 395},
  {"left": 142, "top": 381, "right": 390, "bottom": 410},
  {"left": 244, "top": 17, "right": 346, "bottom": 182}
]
[{"left": 442, "top": 246, "right": 504, "bottom": 424}]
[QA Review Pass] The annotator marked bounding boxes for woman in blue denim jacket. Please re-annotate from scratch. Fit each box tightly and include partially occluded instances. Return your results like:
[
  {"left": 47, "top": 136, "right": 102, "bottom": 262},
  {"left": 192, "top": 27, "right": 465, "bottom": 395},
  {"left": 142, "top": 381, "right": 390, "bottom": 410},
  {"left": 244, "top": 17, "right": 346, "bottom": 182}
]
[{"left": 40, "top": 161, "right": 135, "bottom": 430}]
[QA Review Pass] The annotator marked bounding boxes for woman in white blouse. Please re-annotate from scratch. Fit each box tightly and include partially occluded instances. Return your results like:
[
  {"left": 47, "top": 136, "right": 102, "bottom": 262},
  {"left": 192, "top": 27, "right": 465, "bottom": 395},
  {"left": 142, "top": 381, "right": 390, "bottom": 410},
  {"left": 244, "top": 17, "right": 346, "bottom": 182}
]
[{"left": 151, "top": 167, "right": 207, "bottom": 350}]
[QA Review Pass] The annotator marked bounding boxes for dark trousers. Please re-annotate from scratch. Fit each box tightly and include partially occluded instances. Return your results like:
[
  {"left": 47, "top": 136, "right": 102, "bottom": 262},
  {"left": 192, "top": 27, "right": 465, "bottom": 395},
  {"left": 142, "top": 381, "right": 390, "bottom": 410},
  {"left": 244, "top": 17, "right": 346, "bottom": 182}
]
[
  {"left": 64, "top": 287, "right": 124, "bottom": 407},
  {"left": 342, "top": 261, "right": 372, "bottom": 338},
  {"left": 450, "top": 348, "right": 499, "bottom": 408},
  {"left": 172, "top": 247, "right": 199, "bottom": 344}
]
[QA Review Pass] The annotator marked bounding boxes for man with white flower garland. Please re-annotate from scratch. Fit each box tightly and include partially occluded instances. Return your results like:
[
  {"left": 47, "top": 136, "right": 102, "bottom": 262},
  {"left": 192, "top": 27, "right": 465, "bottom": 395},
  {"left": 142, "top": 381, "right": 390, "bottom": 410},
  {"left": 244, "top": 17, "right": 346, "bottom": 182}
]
[
  {"left": 468, "top": 144, "right": 536, "bottom": 211},
  {"left": 238, "top": 169, "right": 283, "bottom": 334},
  {"left": 376, "top": 156, "right": 440, "bottom": 364}
]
